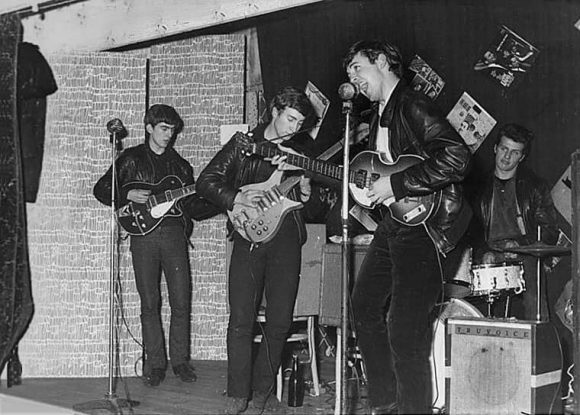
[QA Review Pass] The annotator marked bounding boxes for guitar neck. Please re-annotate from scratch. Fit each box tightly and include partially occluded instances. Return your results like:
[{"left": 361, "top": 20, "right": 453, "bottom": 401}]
[
  {"left": 252, "top": 143, "right": 353, "bottom": 181},
  {"left": 149, "top": 184, "right": 196, "bottom": 206}
]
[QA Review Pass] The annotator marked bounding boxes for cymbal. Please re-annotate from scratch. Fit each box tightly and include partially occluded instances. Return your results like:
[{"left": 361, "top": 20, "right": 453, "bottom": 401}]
[{"left": 501, "top": 242, "right": 571, "bottom": 257}]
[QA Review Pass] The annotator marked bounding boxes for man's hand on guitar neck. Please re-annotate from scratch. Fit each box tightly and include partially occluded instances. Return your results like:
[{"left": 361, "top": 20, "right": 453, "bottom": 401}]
[
  {"left": 234, "top": 188, "right": 282, "bottom": 210},
  {"left": 127, "top": 189, "right": 151, "bottom": 204},
  {"left": 266, "top": 145, "right": 303, "bottom": 171},
  {"left": 367, "top": 176, "right": 394, "bottom": 206}
]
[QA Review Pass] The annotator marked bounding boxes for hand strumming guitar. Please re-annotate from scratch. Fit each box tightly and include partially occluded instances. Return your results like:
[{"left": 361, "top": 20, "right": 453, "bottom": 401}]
[
  {"left": 127, "top": 188, "right": 151, "bottom": 204},
  {"left": 367, "top": 176, "right": 394, "bottom": 206},
  {"left": 234, "top": 187, "right": 282, "bottom": 210}
]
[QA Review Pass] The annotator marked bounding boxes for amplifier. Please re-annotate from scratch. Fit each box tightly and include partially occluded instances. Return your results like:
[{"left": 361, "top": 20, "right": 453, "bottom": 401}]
[
  {"left": 446, "top": 318, "right": 562, "bottom": 415},
  {"left": 319, "top": 243, "right": 368, "bottom": 326}
]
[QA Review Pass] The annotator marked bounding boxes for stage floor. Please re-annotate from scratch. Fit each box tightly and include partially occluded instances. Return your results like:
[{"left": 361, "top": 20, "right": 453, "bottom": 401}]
[{"left": 0, "top": 357, "right": 371, "bottom": 415}]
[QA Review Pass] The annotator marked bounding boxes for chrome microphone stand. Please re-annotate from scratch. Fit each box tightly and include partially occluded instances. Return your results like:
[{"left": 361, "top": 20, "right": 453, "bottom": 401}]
[
  {"left": 335, "top": 83, "right": 357, "bottom": 415},
  {"left": 73, "top": 121, "right": 137, "bottom": 414}
]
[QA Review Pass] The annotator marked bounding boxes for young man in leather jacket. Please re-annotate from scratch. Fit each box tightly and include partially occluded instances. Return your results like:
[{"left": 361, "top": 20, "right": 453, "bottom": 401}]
[
  {"left": 344, "top": 40, "right": 472, "bottom": 414},
  {"left": 93, "top": 104, "right": 217, "bottom": 387},
  {"left": 196, "top": 86, "right": 322, "bottom": 414},
  {"left": 468, "top": 123, "right": 559, "bottom": 320}
]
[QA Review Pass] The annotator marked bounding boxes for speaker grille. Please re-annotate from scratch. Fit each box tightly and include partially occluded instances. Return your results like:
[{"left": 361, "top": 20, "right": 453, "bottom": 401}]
[{"left": 446, "top": 318, "right": 561, "bottom": 415}]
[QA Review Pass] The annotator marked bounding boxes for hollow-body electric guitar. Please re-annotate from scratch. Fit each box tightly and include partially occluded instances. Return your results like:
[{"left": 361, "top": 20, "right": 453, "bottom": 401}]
[
  {"left": 117, "top": 175, "right": 196, "bottom": 235},
  {"left": 227, "top": 170, "right": 302, "bottom": 244},
  {"left": 235, "top": 132, "right": 441, "bottom": 226}
]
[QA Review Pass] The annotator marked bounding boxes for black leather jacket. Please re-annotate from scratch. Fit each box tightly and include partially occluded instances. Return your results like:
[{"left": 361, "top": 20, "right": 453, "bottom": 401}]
[
  {"left": 473, "top": 166, "right": 559, "bottom": 248},
  {"left": 369, "top": 81, "right": 472, "bottom": 254},
  {"left": 93, "top": 143, "right": 219, "bottom": 235},
  {"left": 195, "top": 124, "right": 321, "bottom": 245}
]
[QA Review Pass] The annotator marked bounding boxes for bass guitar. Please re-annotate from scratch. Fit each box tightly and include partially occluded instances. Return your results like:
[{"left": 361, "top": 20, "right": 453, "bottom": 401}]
[
  {"left": 117, "top": 175, "right": 196, "bottom": 235},
  {"left": 235, "top": 132, "right": 440, "bottom": 226},
  {"left": 227, "top": 170, "right": 302, "bottom": 244}
]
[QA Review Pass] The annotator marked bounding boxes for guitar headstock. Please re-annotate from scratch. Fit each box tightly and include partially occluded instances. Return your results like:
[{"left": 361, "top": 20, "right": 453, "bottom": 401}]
[{"left": 234, "top": 131, "right": 254, "bottom": 156}]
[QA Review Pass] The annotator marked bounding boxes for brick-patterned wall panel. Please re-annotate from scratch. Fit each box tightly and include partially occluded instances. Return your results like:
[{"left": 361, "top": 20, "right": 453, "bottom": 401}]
[
  {"left": 149, "top": 35, "right": 245, "bottom": 360},
  {"left": 21, "top": 52, "right": 147, "bottom": 377}
]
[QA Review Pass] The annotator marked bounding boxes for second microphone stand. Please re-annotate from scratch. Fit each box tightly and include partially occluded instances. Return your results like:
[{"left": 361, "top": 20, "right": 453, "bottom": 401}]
[{"left": 73, "top": 128, "right": 137, "bottom": 414}]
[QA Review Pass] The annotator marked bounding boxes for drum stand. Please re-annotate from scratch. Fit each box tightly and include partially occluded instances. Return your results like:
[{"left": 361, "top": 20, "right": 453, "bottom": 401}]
[
  {"left": 502, "top": 226, "right": 571, "bottom": 322},
  {"left": 484, "top": 291, "right": 512, "bottom": 319}
]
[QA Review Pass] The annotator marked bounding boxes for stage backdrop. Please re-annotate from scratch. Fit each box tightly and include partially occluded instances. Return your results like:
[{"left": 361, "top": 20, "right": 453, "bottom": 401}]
[{"left": 19, "top": 35, "right": 243, "bottom": 377}]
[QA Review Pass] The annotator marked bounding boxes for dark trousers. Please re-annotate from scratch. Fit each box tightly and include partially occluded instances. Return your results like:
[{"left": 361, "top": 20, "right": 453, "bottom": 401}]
[
  {"left": 227, "top": 219, "right": 301, "bottom": 398},
  {"left": 130, "top": 224, "right": 192, "bottom": 373},
  {"left": 352, "top": 218, "right": 442, "bottom": 414}
]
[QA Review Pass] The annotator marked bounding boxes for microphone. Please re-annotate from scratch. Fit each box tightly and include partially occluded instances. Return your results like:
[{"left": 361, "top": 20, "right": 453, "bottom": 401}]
[
  {"left": 338, "top": 82, "right": 359, "bottom": 101},
  {"left": 106, "top": 118, "right": 128, "bottom": 139}
]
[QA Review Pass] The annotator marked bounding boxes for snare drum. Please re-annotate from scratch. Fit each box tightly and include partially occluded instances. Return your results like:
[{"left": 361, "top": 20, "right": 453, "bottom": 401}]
[
  {"left": 430, "top": 298, "right": 483, "bottom": 412},
  {"left": 470, "top": 262, "right": 525, "bottom": 297}
]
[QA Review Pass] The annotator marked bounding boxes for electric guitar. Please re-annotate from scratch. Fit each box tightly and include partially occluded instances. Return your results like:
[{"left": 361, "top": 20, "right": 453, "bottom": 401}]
[
  {"left": 117, "top": 176, "right": 196, "bottom": 235},
  {"left": 234, "top": 132, "right": 441, "bottom": 226},
  {"left": 227, "top": 170, "right": 303, "bottom": 244}
]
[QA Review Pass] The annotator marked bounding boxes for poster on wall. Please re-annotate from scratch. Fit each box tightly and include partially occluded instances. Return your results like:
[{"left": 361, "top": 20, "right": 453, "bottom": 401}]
[
  {"left": 551, "top": 165, "right": 572, "bottom": 225},
  {"left": 447, "top": 92, "right": 497, "bottom": 153},
  {"left": 408, "top": 55, "right": 445, "bottom": 99},
  {"left": 473, "top": 25, "right": 539, "bottom": 89},
  {"left": 305, "top": 81, "right": 329, "bottom": 140}
]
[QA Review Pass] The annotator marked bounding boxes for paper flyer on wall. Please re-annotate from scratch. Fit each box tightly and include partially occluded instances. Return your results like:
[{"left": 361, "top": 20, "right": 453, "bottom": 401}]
[
  {"left": 473, "top": 25, "right": 539, "bottom": 89},
  {"left": 305, "top": 81, "right": 330, "bottom": 140},
  {"left": 408, "top": 55, "right": 445, "bottom": 99},
  {"left": 551, "top": 165, "right": 572, "bottom": 225},
  {"left": 447, "top": 92, "right": 497, "bottom": 153}
]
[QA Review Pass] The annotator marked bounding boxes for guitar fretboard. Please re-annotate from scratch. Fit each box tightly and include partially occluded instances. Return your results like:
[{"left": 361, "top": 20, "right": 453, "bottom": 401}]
[{"left": 252, "top": 143, "right": 357, "bottom": 182}]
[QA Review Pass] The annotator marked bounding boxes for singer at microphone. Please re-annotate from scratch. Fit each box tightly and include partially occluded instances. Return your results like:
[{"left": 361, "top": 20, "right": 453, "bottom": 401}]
[
  {"left": 338, "top": 82, "right": 359, "bottom": 101},
  {"left": 341, "top": 39, "right": 473, "bottom": 415}
]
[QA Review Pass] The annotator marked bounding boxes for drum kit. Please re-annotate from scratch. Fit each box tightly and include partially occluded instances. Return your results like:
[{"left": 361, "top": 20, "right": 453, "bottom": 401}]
[
  {"left": 443, "top": 240, "right": 571, "bottom": 320},
  {"left": 431, "top": 238, "right": 571, "bottom": 413}
]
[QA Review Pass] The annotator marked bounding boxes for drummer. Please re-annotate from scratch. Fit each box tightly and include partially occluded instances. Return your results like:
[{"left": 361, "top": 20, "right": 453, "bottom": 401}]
[{"left": 467, "top": 123, "right": 559, "bottom": 320}]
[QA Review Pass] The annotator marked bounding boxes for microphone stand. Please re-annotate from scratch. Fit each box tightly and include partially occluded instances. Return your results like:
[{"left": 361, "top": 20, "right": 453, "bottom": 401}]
[
  {"left": 335, "top": 98, "right": 354, "bottom": 415},
  {"left": 73, "top": 129, "right": 138, "bottom": 413}
]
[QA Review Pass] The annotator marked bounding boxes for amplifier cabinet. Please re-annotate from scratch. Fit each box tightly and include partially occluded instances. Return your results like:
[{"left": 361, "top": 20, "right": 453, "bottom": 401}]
[
  {"left": 319, "top": 243, "right": 368, "bottom": 326},
  {"left": 446, "top": 318, "right": 562, "bottom": 415}
]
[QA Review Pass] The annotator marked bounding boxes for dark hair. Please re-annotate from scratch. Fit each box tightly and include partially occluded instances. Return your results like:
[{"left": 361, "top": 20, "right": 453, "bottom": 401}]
[
  {"left": 343, "top": 40, "right": 404, "bottom": 78},
  {"left": 495, "top": 123, "right": 534, "bottom": 157},
  {"left": 144, "top": 104, "right": 184, "bottom": 139},
  {"left": 268, "top": 86, "right": 314, "bottom": 120}
]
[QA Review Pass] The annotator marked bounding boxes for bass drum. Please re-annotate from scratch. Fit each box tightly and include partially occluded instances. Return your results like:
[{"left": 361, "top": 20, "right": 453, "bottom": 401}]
[{"left": 429, "top": 298, "right": 483, "bottom": 413}]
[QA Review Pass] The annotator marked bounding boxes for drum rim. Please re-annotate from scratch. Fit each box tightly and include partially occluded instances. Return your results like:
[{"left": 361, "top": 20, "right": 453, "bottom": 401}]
[{"left": 471, "top": 261, "right": 523, "bottom": 270}]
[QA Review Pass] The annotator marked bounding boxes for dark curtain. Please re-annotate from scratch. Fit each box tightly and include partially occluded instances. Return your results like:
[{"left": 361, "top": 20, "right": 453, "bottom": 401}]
[
  {"left": 257, "top": 0, "right": 580, "bottom": 187},
  {"left": 0, "top": 13, "right": 33, "bottom": 383}
]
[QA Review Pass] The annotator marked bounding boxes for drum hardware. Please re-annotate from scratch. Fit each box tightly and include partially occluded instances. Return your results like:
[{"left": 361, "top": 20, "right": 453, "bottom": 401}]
[
  {"left": 500, "top": 241, "right": 571, "bottom": 257},
  {"left": 502, "top": 226, "right": 572, "bottom": 321}
]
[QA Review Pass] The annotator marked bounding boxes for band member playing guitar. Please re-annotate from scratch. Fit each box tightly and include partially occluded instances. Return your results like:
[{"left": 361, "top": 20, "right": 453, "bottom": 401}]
[
  {"left": 196, "top": 86, "right": 323, "bottom": 415},
  {"left": 344, "top": 40, "right": 472, "bottom": 415},
  {"left": 93, "top": 104, "right": 217, "bottom": 387}
]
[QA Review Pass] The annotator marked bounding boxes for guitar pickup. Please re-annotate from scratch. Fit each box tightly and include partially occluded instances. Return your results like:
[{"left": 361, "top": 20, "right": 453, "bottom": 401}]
[{"left": 403, "top": 204, "right": 426, "bottom": 223}]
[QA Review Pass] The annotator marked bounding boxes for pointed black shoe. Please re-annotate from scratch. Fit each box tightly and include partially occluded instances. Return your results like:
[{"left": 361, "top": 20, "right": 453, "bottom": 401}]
[
  {"left": 145, "top": 368, "right": 166, "bottom": 387},
  {"left": 173, "top": 363, "right": 197, "bottom": 382}
]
